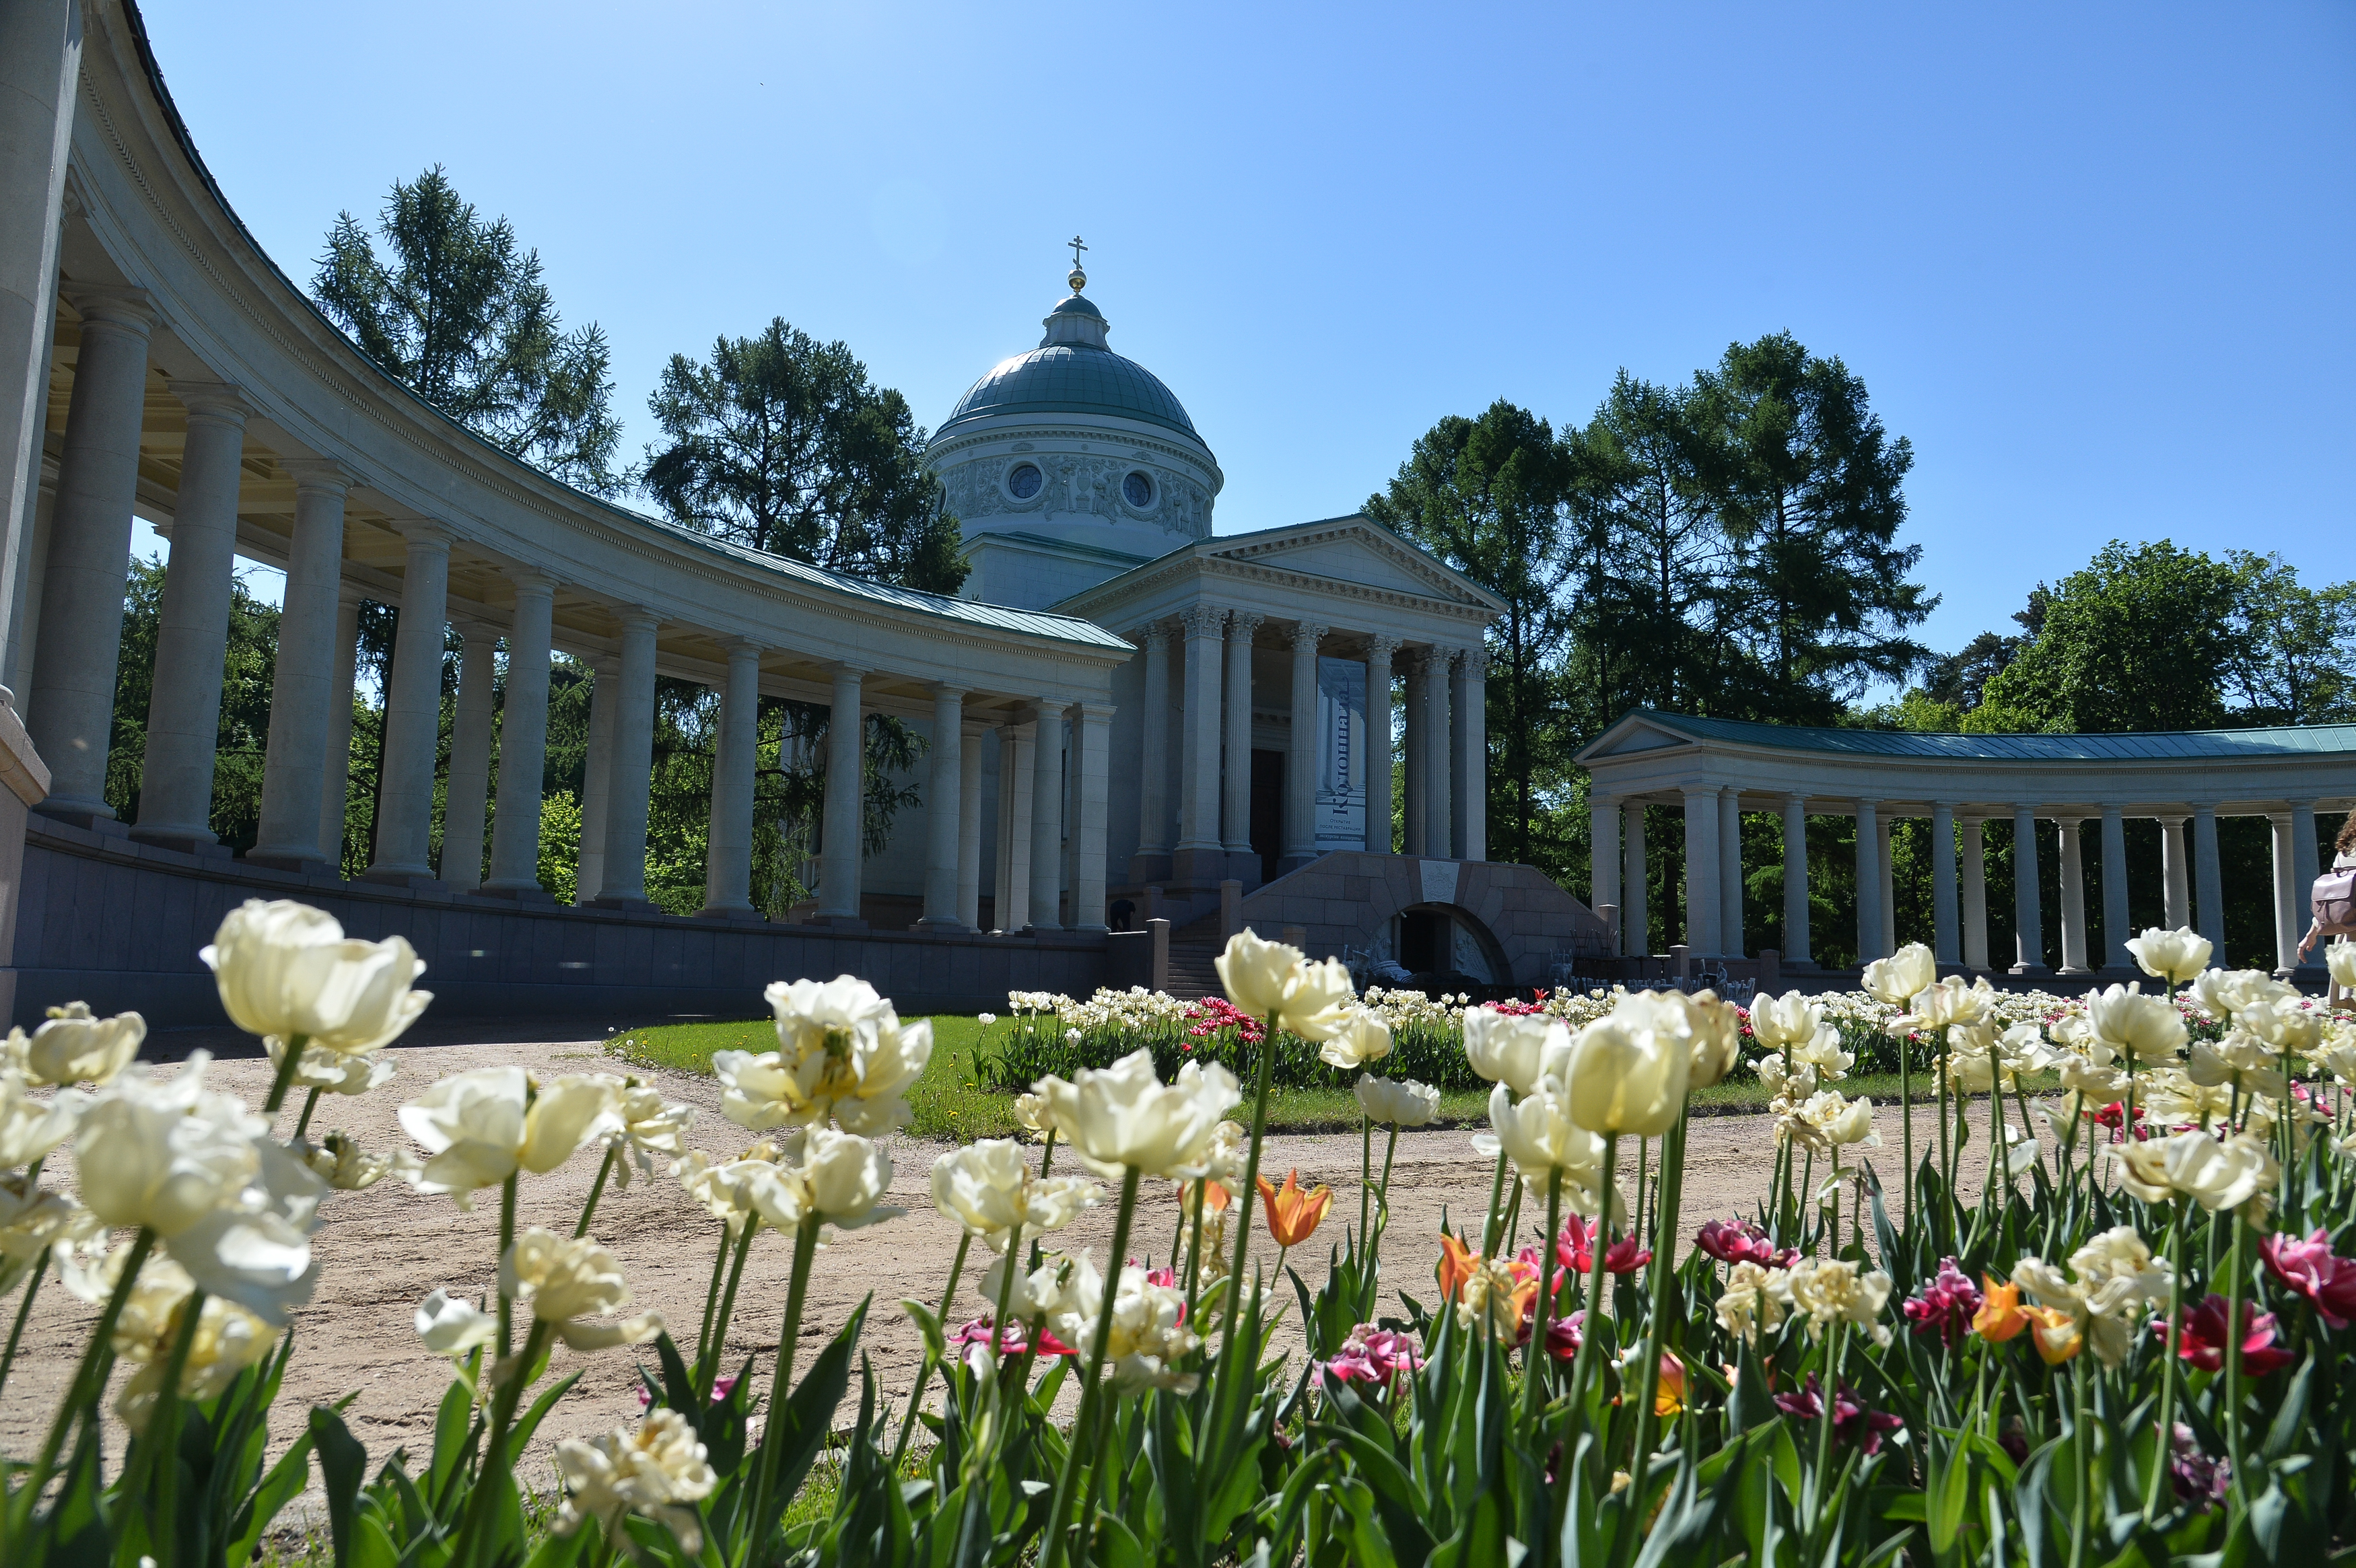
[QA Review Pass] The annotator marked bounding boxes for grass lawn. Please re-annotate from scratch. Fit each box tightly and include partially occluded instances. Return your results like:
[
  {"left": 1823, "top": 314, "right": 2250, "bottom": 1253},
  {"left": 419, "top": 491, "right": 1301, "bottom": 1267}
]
[{"left": 603, "top": 1018, "right": 2036, "bottom": 1141}]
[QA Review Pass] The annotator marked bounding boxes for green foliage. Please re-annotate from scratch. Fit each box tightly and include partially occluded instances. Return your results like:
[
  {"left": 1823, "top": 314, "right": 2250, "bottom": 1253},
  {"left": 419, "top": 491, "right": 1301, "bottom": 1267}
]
[
  {"left": 104, "top": 554, "right": 281, "bottom": 851},
  {"left": 535, "top": 789, "right": 581, "bottom": 904},
  {"left": 313, "top": 167, "right": 620, "bottom": 493},
  {"left": 639, "top": 318, "right": 967, "bottom": 593}
]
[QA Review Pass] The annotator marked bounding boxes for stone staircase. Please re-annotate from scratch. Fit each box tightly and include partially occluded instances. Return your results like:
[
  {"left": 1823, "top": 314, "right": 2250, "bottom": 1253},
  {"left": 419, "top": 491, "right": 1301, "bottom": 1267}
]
[{"left": 1162, "top": 942, "right": 1226, "bottom": 1001}]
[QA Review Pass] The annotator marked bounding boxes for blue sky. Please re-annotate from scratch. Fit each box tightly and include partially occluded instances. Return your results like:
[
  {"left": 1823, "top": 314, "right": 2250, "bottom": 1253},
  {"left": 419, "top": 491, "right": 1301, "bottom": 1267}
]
[{"left": 139, "top": 1, "right": 2353, "bottom": 684}]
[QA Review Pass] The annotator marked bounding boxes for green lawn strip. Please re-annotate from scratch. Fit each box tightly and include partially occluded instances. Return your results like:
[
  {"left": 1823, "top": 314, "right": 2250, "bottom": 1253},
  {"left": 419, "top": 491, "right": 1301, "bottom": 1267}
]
[{"left": 604, "top": 1019, "right": 2065, "bottom": 1141}]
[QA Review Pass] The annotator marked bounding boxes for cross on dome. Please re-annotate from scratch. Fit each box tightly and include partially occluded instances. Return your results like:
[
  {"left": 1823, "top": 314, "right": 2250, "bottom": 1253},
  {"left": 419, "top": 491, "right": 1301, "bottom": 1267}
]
[{"left": 1066, "top": 234, "right": 1088, "bottom": 293}]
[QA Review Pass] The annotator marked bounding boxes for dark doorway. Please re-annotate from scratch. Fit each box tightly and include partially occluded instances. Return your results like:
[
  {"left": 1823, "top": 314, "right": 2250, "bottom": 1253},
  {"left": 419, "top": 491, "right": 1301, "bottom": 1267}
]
[
  {"left": 1249, "top": 749, "right": 1284, "bottom": 886},
  {"left": 1400, "top": 908, "right": 1450, "bottom": 974}
]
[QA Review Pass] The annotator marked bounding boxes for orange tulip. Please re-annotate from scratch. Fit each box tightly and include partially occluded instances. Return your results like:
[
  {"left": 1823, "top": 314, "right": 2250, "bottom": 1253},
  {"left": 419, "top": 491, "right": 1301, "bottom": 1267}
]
[
  {"left": 2021, "top": 1306, "right": 2083, "bottom": 1365},
  {"left": 1973, "top": 1276, "right": 2030, "bottom": 1343},
  {"left": 1654, "top": 1353, "right": 1688, "bottom": 1417},
  {"left": 1437, "top": 1232, "right": 1480, "bottom": 1302},
  {"left": 1257, "top": 1170, "right": 1334, "bottom": 1249},
  {"left": 1175, "top": 1178, "right": 1231, "bottom": 1215}
]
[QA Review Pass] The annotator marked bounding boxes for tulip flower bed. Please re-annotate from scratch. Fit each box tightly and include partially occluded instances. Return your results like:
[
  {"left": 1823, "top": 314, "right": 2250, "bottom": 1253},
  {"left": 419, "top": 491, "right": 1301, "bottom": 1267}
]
[{"left": 7, "top": 903, "right": 2356, "bottom": 1566}]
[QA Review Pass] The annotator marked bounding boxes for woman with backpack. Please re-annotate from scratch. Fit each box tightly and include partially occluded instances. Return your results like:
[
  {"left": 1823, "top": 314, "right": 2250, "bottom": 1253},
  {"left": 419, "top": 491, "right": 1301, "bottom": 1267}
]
[{"left": 2297, "top": 806, "right": 2356, "bottom": 1000}]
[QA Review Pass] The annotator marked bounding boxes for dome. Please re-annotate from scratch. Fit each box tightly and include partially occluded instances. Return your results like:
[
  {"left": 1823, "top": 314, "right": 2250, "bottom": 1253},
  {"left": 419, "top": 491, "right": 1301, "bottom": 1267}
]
[{"left": 935, "top": 288, "right": 1205, "bottom": 445}]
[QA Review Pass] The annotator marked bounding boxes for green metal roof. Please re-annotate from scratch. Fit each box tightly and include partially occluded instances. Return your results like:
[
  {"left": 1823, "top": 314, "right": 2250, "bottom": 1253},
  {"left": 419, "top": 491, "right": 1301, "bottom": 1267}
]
[
  {"left": 938, "top": 345, "right": 1203, "bottom": 442},
  {"left": 1604, "top": 709, "right": 2356, "bottom": 762}
]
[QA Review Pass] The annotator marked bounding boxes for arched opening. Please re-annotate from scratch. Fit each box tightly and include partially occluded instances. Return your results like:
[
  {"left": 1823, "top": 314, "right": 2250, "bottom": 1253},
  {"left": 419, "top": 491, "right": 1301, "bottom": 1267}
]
[{"left": 1386, "top": 901, "right": 1510, "bottom": 987}]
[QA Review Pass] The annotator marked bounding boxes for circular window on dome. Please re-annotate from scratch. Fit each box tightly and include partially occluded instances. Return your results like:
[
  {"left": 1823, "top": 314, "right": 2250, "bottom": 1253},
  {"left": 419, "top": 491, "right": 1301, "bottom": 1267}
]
[
  {"left": 1122, "top": 470, "right": 1154, "bottom": 509},
  {"left": 1006, "top": 462, "right": 1043, "bottom": 500}
]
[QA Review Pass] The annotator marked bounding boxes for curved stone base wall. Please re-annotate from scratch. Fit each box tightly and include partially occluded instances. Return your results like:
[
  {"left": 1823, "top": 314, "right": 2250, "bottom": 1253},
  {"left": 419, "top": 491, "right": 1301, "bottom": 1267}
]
[
  {"left": 1237, "top": 852, "right": 1611, "bottom": 985},
  {"left": 11, "top": 818, "right": 1107, "bottom": 1028}
]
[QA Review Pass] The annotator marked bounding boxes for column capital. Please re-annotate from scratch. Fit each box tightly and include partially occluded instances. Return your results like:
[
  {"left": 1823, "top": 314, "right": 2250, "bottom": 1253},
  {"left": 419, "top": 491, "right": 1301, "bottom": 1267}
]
[
  {"left": 61, "top": 283, "right": 155, "bottom": 334},
  {"left": 2288, "top": 796, "right": 2320, "bottom": 810},
  {"left": 1364, "top": 631, "right": 1403, "bottom": 660},
  {"left": 449, "top": 616, "right": 501, "bottom": 644},
  {"left": 826, "top": 661, "right": 870, "bottom": 684},
  {"left": 1289, "top": 619, "right": 1328, "bottom": 651},
  {"left": 1783, "top": 791, "right": 1811, "bottom": 808},
  {"left": 504, "top": 566, "right": 559, "bottom": 598},
  {"left": 1929, "top": 799, "right": 1960, "bottom": 811},
  {"left": 283, "top": 458, "right": 357, "bottom": 498},
  {"left": 1226, "top": 609, "right": 1266, "bottom": 640},
  {"left": 1077, "top": 700, "right": 1117, "bottom": 722},
  {"left": 2154, "top": 812, "right": 2189, "bottom": 825},
  {"left": 1134, "top": 621, "right": 1171, "bottom": 651},
  {"left": 164, "top": 379, "right": 253, "bottom": 426},
  {"left": 1591, "top": 792, "right": 1621, "bottom": 808},
  {"left": 1854, "top": 795, "right": 1883, "bottom": 810},
  {"left": 1457, "top": 644, "right": 1488, "bottom": 678},
  {"left": 1179, "top": 604, "right": 1227, "bottom": 639},
  {"left": 2099, "top": 801, "right": 2125, "bottom": 818},
  {"left": 1416, "top": 643, "right": 1457, "bottom": 675},
  {"left": 724, "top": 637, "right": 767, "bottom": 662},
  {"left": 613, "top": 604, "right": 661, "bottom": 633},
  {"left": 392, "top": 519, "right": 455, "bottom": 550},
  {"left": 928, "top": 679, "right": 969, "bottom": 699}
]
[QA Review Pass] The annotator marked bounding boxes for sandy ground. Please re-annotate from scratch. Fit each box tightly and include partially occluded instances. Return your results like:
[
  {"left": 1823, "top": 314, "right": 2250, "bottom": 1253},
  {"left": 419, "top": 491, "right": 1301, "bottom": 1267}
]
[{"left": 0, "top": 1024, "right": 2003, "bottom": 1500}]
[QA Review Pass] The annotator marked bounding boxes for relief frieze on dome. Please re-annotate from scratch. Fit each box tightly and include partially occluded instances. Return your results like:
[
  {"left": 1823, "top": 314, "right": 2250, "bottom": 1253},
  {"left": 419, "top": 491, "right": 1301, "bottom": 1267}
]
[{"left": 942, "top": 454, "right": 1210, "bottom": 539}]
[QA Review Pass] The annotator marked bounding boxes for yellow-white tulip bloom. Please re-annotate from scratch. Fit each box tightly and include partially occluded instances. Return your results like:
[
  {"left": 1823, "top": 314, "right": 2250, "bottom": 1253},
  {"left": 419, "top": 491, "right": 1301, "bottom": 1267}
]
[
  {"left": 4, "top": 1003, "right": 144, "bottom": 1086},
  {"left": 1785, "top": 1258, "right": 1894, "bottom": 1347},
  {"left": 1319, "top": 1007, "right": 1393, "bottom": 1071},
  {"left": 2237, "top": 996, "right": 2322, "bottom": 1055},
  {"left": 415, "top": 1286, "right": 498, "bottom": 1357},
  {"left": 1461, "top": 1007, "right": 1565, "bottom": 1096},
  {"left": 1685, "top": 991, "right": 1745, "bottom": 1088},
  {"left": 1354, "top": 1074, "right": 1441, "bottom": 1127},
  {"left": 1478, "top": 1081, "right": 1606, "bottom": 1205},
  {"left": 1049, "top": 1258, "right": 1203, "bottom": 1394},
  {"left": 297, "top": 1131, "right": 418, "bottom": 1192},
  {"left": 977, "top": 1246, "right": 1097, "bottom": 1327},
  {"left": 1213, "top": 931, "right": 1357, "bottom": 1042},
  {"left": 2328, "top": 939, "right": 2356, "bottom": 991},
  {"left": 267, "top": 1036, "right": 394, "bottom": 1098},
  {"left": 2083, "top": 983, "right": 2188, "bottom": 1063},
  {"left": 83, "top": 1250, "right": 279, "bottom": 1432},
  {"left": 2113, "top": 1130, "right": 2275, "bottom": 1211},
  {"left": 499, "top": 1227, "right": 664, "bottom": 1351},
  {"left": 930, "top": 1139, "right": 1101, "bottom": 1249},
  {"left": 2126, "top": 926, "right": 2213, "bottom": 985},
  {"left": 0, "top": 1069, "right": 85, "bottom": 1168},
  {"left": 1040, "top": 1049, "right": 1241, "bottom": 1180},
  {"left": 399, "top": 1068, "right": 621, "bottom": 1209},
  {"left": 1560, "top": 992, "right": 1691, "bottom": 1137},
  {"left": 712, "top": 976, "right": 932, "bottom": 1137},
  {"left": 1891, "top": 974, "right": 1994, "bottom": 1036},
  {"left": 1861, "top": 943, "right": 1937, "bottom": 1008},
  {"left": 1747, "top": 991, "right": 1827, "bottom": 1051},
  {"left": 553, "top": 1409, "right": 718, "bottom": 1554},
  {"left": 0, "top": 1174, "right": 97, "bottom": 1293},
  {"left": 1781, "top": 1090, "right": 1880, "bottom": 1155},
  {"left": 761, "top": 1127, "right": 905, "bottom": 1232},
  {"left": 2185, "top": 968, "right": 2296, "bottom": 1024},
  {"left": 200, "top": 900, "right": 430, "bottom": 1055},
  {"left": 607, "top": 1081, "right": 695, "bottom": 1184}
]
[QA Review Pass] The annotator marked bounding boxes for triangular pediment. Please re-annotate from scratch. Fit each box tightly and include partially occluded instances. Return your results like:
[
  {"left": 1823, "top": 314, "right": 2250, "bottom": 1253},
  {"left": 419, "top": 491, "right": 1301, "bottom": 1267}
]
[
  {"left": 1200, "top": 516, "right": 1504, "bottom": 610},
  {"left": 1576, "top": 713, "right": 1699, "bottom": 764}
]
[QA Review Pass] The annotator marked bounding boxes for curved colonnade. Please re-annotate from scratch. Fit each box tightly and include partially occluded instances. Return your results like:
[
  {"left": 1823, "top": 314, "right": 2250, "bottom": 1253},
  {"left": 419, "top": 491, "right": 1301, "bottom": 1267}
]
[{"left": 0, "top": 0, "right": 1132, "bottom": 1021}]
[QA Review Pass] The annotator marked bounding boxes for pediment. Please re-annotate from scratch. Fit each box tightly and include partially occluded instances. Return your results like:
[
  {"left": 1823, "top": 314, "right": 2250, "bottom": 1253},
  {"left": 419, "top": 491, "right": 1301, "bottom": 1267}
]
[
  {"left": 1581, "top": 719, "right": 1695, "bottom": 760},
  {"left": 1201, "top": 518, "right": 1501, "bottom": 610}
]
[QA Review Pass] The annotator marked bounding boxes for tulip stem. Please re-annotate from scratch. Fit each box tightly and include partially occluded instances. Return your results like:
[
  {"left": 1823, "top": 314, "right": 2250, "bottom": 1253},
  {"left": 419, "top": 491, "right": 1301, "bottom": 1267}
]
[
  {"left": 694, "top": 1220, "right": 730, "bottom": 1378},
  {"left": 893, "top": 1230, "right": 971, "bottom": 1470},
  {"left": 1212, "top": 1022, "right": 1279, "bottom": 1417},
  {"left": 20, "top": 1226, "right": 153, "bottom": 1518},
  {"left": 0, "top": 1264, "right": 44, "bottom": 1402},
  {"left": 1182, "top": 1184, "right": 1208, "bottom": 1321},
  {"left": 495, "top": 1172, "right": 518, "bottom": 1362},
  {"left": 1480, "top": 1141, "right": 1511, "bottom": 1255},
  {"left": 292, "top": 1088, "right": 322, "bottom": 1141},
  {"left": 700, "top": 1220, "right": 756, "bottom": 1397},
  {"left": 1031, "top": 1131, "right": 1058, "bottom": 1270},
  {"left": 1935, "top": 1066, "right": 1952, "bottom": 1244},
  {"left": 1039, "top": 1164, "right": 1141, "bottom": 1568},
  {"left": 260, "top": 1032, "right": 309, "bottom": 1117},
  {"left": 2144, "top": 1200, "right": 2184, "bottom": 1521},
  {"left": 574, "top": 1144, "right": 619, "bottom": 1238},
  {"left": 1899, "top": 1028, "right": 1915, "bottom": 1230},
  {"left": 453, "top": 1317, "right": 553, "bottom": 1565},
  {"left": 1564, "top": 1135, "right": 1617, "bottom": 1488},
  {"left": 742, "top": 1211, "right": 824, "bottom": 1552},
  {"left": 950, "top": 1219, "right": 1029, "bottom": 1565},
  {"left": 1524, "top": 1168, "right": 1563, "bottom": 1424},
  {"left": 1366, "top": 1122, "right": 1399, "bottom": 1320},
  {"left": 1357, "top": 1112, "right": 1373, "bottom": 1263},
  {"left": 2067, "top": 1355, "right": 2090, "bottom": 1568},
  {"left": 138, "top": 1286, "right": 209, "bottom": 1568},
  {"left": 1622, "top": 1108, "right": 1688, "bottom": 1551},
  {"left": 2224, "top": 1205, "right": 2248, "bottom": 1520}
]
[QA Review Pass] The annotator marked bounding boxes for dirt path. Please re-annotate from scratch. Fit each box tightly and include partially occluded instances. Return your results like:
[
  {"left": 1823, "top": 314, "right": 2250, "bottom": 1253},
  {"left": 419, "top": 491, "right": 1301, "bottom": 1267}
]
[{"left": 1, "top": 1027, "right": 2005, "bottom": 1495}]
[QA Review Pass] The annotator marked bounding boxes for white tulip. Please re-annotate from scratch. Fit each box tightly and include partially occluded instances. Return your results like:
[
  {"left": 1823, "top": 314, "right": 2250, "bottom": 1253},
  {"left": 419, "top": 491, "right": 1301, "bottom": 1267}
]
[
  {"left": 1560, "top": 992, "right": 1691, "bottom": 1137},
  {"left": 1354, "top": 1074, "right": 1440, "bottom": 1127},
  {"left": 1040, "top": 1050, "right": 1241, "bottom": 1180},
  {"left": 1747, "top": 991, "right": 1827, "bottom": 1051},
  {"left": 2236, "top": 997, "right": 2322, "bottom": 1055},
  {"left": 2113, "top": 1130, "right": 2275, "bottom": 1211},
  {"left": 0, "top": 1069, "right": 85, "bottom": 1168},
  {"left": 2083, "top": 983, "right": 2188, "bottom": 1063},
  {"left": 415, "top": 1287, "right": 498, "bottom": 1357},
  {"left": 268, "top": 1036, "right": 394, "bottom": 1098},
  {"left": 930, "top": 1139, "right": 1101, "bottom": 1248},
  {"left": 1785, "top": 1257, "right": 1894, "bottom": 1347},
  {"left": 2185, "top": 968, "right": 2297, "bottom": 1024},
  {"left": 977, "top": 1246, "right": 1098, "bottom": 1327},
  {"left": 399, "top": 1068, "right": 621, "bottom": 1209},
  {"left": 200, "top": 900, "right": 430, "bottom": 1054},
  {"left": 499, "top": 1227, "right": 664, "bottom": 1351},
  {"left": 2126, "top": 926, "right": 2213, "bottom": 985},
  {"left": 4, "top": 1003, "right": 144, "bottom": 1086},
  {"left": 1319, "top": 1007, "right": 1393, "bottom": 1071},
  {"left": 298, "top": 1131, "right": 419, "bottom": 1192},
  {"left": 1461, "top": 1007, "right": 1566, "bottom": 1096},
  {"left": 88, "top": 1250, "right": 278, "bottom": 1432},
  {"left": 745, "top": 1127, "right": 904, "bottom": 1232},
  {"left": 1213, "top": 931, "right": 1357, "bottom": 1042},
  {"left": 1048, "top": 1258, "right": 1203, "bottom": 1394},
  {"left": 607, "top": 1081, "right": 695, "bottom": 1184},
  {"left": 0, "top": 1175, "right": 98, "bottom": 1292},
  {"left": 1891, "top": 975, "right": 1993, "bottom": 1035},
  {"left": 1861, "top": 942, "right": 1937, "bottom": 1007},
  {"left": 553, "top": 1409, "right": 718, "bottom": 1553},
  {"left": 1684, "top": 991, "right": 1745, "bottom": 1088},
  {"left": 712, "top": 976, "right": 932, "bottom": 1136},
  {"left": 1781, "top": 1090, "right": 1879, "bottom": 1155},
  {"left": 1480, "top": 1080, "right": 1605, "bottom": 1204}
]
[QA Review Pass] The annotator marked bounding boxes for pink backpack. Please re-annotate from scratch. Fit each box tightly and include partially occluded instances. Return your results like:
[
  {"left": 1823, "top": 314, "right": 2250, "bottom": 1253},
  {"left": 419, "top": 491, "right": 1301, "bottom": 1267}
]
[{"left": 2314, "top": 865, "right": 2356, "bottom": 935}]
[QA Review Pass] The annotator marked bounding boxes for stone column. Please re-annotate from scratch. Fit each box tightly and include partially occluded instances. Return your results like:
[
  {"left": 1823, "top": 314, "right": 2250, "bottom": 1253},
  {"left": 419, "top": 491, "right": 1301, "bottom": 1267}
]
[
  {"left": 1930, "top": 802, "right": 1959, "bottom": 966},
  {"left": 2192, "top": 805, "right": 2227, "bottom": 964},
  {"left": 28, "top": 286, "right": 153, "bottom": 823},
  {"left": 1135, "top": 625, "right": 1171, "bottom": 865},
  {"left": 956, "top": 719, "right": 985, "bottom": 929},
  {"left": 1072, "top": 701, "right": 1113, "bottom": 931},
  {"left": 1781, "top": 793, "right": 1811, "bottom": 965},
  {"left": 1854, "top": 799, "right": 1883, "bottom": 965},
  {"left": 698, "top": 639, "right": 763, "bottom": 919},
  {"left": 1878, "top": 816, "right": 1897, "bottom": 957},
  {"left": 251, "top": 467, "right": 351, "bottom": 871},
  {"left": 1282, "top": 620, "right": 1325, "bottom": 873},
  {"left": 363, "top": 524, "right": 452, "bottom": 883},
  {"left": 2268, "top": 812, "right": 2299, "bottom": 972},
  {"left": 0, "top": 0, "right": 82, "bottom": 701},
  {"left": 1401, "top": 649, "right": 1426, "bottom": 856},
  {"left": 1591, "top": 795, "right": 1621, "bottom": 950},
  {"left": 1420, "top": 646, "right": 1453, "bottom": 859},
  {"left": 2011, "top": 805, "right": 2048, "bottom": 974},
  {"left": 437, "top": 623, "right": 497, "bottom": 890},
  {"left": 129, "top": 382, "right": 248, "bottom": 850},
  {"left": 814, "top": 664, "right": 867, "bottom": 922},
  {"left": 1364, "top": 635, "right": 1397, "bottom": 853},
  {"left": 481, "top": 571, "right": 555, "bottom": 897},
  {"left": 997, "top": 719, "right": 1033, "bottom": 931},
  {"left": 917, "top": 683, "right": 966, "bottom": 929},
  {"left": 574, "top": 658, "right": 615, "bottom": 904},
  {"left": 1961, "top": 817, "right": 1990, "bottom": 970},
  {"left": 1029, "top": 699, "right": 1065, "bottom": 929},
  {"left": 1682, "top": 785, "right": 1722, "bottom": 956},
  {"left": 592, "top": 610, "right": 660, "bottom": 907},
  {"left": 1175, "top": 606, "right": 1225, "bottom": 861},
  {"left": 2056, "top": 818, "right": 2089, "bottom": 972},
  {"left": 1453, "top": 647, "right": 1487, "bottom": 861},
  {"left": 2290, "top": 799, "right": 2322, "bottom": 970},
  {"left": 1623, "top": 801, "right": 1649, "bottom": 957},
  {"left": 2100, "top": 806, "right": 2130, "bottom": 970},
  {"left": 2159, "top": 816, "right": 2190, "bottom": 929},
  {"left": 1220, "top": 611, "right": 1261, "bottom": 857},
  {"left": 1717, "top": 785, "right": 1743, "bottom": 957}
]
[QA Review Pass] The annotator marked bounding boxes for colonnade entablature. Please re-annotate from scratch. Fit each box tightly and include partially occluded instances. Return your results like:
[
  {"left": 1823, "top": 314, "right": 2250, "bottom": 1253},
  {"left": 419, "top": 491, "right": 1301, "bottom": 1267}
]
[{"left": 1577, "top": 709, "right": 2356, "bottom": 980}]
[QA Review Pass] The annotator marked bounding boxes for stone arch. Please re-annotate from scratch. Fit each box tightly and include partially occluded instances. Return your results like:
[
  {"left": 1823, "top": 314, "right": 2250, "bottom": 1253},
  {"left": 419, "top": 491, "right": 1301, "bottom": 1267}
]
[{"left": 1236, "top": 851, "right": 1610, "bottom": 987}]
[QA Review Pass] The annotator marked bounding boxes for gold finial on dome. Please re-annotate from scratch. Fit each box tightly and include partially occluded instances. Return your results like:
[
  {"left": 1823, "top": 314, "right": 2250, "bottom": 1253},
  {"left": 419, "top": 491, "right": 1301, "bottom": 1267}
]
[{"left": 1066, "top": 234, "right": 1088, "bottom": 293}]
